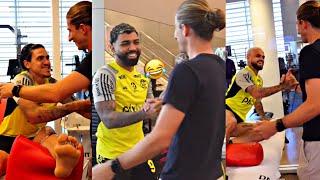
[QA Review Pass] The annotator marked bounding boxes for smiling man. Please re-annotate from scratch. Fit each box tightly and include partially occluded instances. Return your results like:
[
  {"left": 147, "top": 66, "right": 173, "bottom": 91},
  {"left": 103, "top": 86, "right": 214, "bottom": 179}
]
[
  {"left": 225, "top": 47, "right": 297, "bottom": 143},
  {"left": 0, "top": 43, "right": 89, "bottom": 178},
  {"left": 92, "top": 23, "right": 162, "bottom": 180},
  {"left": 0, "top": 1, "right": 92, "bottom": 103}
]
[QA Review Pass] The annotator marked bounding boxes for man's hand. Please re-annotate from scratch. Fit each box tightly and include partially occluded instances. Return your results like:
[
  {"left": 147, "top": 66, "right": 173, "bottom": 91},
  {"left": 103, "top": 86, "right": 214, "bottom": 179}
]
[
  {"left": 253, "top": 120, "right": 277, "bottom": 140},
  {"left": 0, "top": 83, "right": 14, "bottom": 99},
  {"left": 92, "top": 161, "right": 115, "bottom": 180},
  {"left": 282, "top": 69, "right": 299, "bottom": 90},
  {"left": 143, "top": 98, "right": 162, "bottom": 120}
]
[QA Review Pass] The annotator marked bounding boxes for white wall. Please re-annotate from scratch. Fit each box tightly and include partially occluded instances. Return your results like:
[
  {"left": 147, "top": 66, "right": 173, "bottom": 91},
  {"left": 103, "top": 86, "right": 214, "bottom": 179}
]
[{"left": 104, "top": 0, "right": 226, "bottom": 51}]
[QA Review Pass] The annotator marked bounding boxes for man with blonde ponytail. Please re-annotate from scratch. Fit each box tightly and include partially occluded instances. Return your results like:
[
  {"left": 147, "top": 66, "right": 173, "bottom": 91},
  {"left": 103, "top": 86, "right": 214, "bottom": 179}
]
[{"left": 93, "top": 0, "right": 226, "bottom": 179}]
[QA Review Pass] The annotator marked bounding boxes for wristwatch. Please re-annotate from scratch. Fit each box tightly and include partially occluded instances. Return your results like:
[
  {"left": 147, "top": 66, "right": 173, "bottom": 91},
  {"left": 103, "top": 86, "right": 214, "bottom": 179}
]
[
  {"left": 275, "top": 118, "right": 286, "bottom": 132},
  {"left": 12, "top": 85, "right": 23, "bottom": 97},
  {"left": 110, "top": 158, "right": 125, "bottom": 174}
]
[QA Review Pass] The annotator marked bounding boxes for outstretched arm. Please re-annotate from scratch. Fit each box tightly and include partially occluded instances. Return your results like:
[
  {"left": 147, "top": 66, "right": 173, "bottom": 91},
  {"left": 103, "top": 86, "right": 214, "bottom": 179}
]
[
  {"left": 253, "top": 79, "right": 320, "bottom": 140},
  {"left": 0, "top": 72, "right": 90, "bottom": 103},
  {"left": 19, "top": 98, "right": 91, "bottom": 124},
  {"left": 93, "top": 104, "right": 185, "bottom": 179},
  {"left": 246, "top": 83, "right": 285, "bottom": 99},
  {"left": 246, "top": 71, "right": 298, "bottom": 99},
  {"left": 283, "top": 79, "right": 320, "bottom": 128},
  {"left": 95, "top": 99, "right": 161, "bottom": 129}
]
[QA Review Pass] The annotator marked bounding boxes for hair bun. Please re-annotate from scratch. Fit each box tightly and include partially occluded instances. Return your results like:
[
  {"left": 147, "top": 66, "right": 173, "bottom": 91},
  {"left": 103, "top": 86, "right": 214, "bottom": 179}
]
[{"left": 205, "top": 9, "right": 225, "bottom": 31}]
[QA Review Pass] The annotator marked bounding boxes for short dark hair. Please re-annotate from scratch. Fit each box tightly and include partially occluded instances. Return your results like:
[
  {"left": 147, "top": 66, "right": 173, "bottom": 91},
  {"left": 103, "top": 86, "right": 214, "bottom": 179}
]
[
  {"left": 176, "top": 0, "right": 225, "bottom": 41},
  {"left": 109, "top": 23, "right": 138, "bottom": 44},
  {"left": 19, "top": 43, "right": 45, "bottom": 70},
  {"left": 297, "top": 0, "right": 320, "bottom": 28},
  {"left": 66, "top": 1, "right": 92, "bottom": 29}
]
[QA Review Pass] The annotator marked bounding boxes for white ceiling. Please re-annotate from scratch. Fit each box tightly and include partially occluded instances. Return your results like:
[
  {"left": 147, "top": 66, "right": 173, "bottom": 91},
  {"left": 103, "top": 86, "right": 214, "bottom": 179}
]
[
  {"left": 104, "top": 0, "right": 225, "bottom": 39},
  {"left": 104, "top": 0, "right": 225, "bottom": 25}
]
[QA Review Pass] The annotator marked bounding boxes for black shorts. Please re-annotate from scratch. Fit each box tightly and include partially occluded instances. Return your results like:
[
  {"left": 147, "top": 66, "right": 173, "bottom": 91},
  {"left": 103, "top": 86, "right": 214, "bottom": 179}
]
[
  {"left": 97, "top": 154, "right": 158, "bottom": 180},
  {"left": 225, "top": 105, "right": 244, "bottom": 123},
  {"left": 0, "top": 135, "right": 16, "bottom": 153}
]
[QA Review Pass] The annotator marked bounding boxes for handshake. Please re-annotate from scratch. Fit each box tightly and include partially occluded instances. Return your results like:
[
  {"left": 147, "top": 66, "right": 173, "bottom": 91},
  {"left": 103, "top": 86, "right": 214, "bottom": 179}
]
[
  {"left": 142, "top": 98, "right": 163, "bottom": 120},
  {"left": 280, "top": 69, "right": 299, "bottom": 90}
]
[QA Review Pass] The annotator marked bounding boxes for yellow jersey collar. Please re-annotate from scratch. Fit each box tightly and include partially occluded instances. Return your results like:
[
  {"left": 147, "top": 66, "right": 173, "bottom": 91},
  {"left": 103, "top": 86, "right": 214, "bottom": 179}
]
[
  {"left": 245, "top": 66, "right": 258, "bottom": 76},
  {"left": 111, "top": 60, "right": 137, "bottom": 74}
]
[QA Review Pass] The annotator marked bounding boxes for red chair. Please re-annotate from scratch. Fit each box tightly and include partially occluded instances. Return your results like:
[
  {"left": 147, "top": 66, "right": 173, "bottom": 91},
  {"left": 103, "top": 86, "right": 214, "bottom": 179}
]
[
  {"left": 226, "top": 142, "right": 264, "bottom": 167},
  {"left": 6, "top": 135, "right": 84, "bottom": 180}
]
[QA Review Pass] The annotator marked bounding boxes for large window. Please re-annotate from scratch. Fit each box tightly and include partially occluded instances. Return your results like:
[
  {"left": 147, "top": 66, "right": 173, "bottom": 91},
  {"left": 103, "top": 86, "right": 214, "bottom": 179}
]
[
  {"left": 226, "top": 0, "right": 285, "bottom": 69},
  {"left": 273, "top": 0, "right": 285, "bottom": 58},
  {"left": 226, "top": 0, "right": 252, "bottom": 68},
  {"left": 0, "top": 0, "right": 86, "bottom": 82}
]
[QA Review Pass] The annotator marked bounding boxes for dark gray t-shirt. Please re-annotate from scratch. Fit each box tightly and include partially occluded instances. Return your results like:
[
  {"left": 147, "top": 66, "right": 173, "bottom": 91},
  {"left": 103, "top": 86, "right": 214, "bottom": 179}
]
[
  {"left": 161, "top": 53, "right": 225, "bottom": 180},
  {"left": 299, "top": 39, "right": 320, "bottom": 141},
  {"left": 75, "top": 52, "right": 92, "bottom": 99}
]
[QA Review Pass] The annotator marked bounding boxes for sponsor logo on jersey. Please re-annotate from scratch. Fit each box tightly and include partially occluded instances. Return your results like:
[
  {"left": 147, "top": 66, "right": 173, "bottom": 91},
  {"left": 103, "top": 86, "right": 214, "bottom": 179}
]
[
  {"left": 243, "top": 72, "right": 252, "bottom": 83},
  {"left": 241, "top": 97, "right": 254, "bottom": 105},
  {"left": 131, "top": 82, "right": 137, "bottom": 90},
  {"left": 259, "top": 175, "right": 270, "bottom": 180},
  {"left": 119, "top": 74, "right": 126, "bottom": 79},
  {"left": 122, "top": 104, "right": 142, "bottom": 112},
  {"left": 140, "top": 79, "right": 148, "bottom": 89}
]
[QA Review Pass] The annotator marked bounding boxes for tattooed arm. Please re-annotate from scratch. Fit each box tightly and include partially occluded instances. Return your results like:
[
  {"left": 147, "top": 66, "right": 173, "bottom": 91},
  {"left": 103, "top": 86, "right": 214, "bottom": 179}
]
[
  {"left": 246, "top": 83, "right": 285, "bottom": 99},
  {"left": 246, "top": 71, "right": 298, "bottom": 99},
  {"left": 95, "top": 99, "right": 161, "bottom": 129},
  {"left": 18, "top": 99, "right": 91, "bottom": 124}
]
